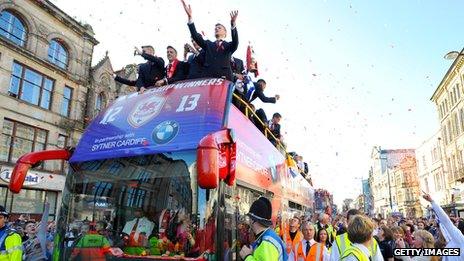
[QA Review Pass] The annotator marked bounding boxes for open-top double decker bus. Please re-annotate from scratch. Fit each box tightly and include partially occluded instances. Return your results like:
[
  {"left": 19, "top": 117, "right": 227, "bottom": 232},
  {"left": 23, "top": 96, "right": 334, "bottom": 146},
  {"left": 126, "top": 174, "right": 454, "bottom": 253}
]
[{"left": 8, "top": 78, "right": 314, "bottom": 260}]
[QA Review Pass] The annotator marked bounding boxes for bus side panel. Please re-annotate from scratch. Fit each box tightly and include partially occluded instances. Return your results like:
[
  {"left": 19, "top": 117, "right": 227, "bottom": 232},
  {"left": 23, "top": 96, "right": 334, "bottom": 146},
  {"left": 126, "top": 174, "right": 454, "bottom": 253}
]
[{"left": 226, "top": 106, "right": 287, "bottom": 216}]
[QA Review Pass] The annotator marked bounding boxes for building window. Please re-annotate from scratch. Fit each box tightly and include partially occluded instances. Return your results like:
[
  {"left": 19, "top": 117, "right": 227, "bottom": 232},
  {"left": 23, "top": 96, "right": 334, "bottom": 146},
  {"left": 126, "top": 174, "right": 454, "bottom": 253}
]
[
  {"left": 0, "top": 119, "right": 48, "bottom": 164},
  {"left": 447, "top": 121, "right": 453, "bottom": 142},
  {"left": 9, "top": 188, "right": 58, "bottom": 219},
  {"left": 57, "top": 134, "right": 68, "bottom": 172},
  {"left": 95, "top": 92, "right": 106, "bottom": 115},
  {"left": 48, "top": 39, "right": 68, "bottom": 69},
  {"left": 453, "top": 113, "right": 460, "bottom": 136},
  {"left": 442, "top": 127, "right": 447, "bottom": 145},
  {"left": 456, "top": 84, "right": 461, "bottom": 100},
  {"left": 460, "top": 109, "right": 464, "bottom": 133},
  {"left": 0, "top": 10, "right": 26, "bottom": 47},
  {"left": 9, "top": 62, "right": 54, "bottom": 109},
  {"left": 60, "top": 86, "right": 73, "bottom": 117}
]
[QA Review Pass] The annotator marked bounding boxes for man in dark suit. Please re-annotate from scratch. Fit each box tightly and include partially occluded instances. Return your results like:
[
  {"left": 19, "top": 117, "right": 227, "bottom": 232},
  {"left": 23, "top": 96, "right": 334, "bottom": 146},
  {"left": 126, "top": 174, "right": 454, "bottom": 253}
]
[
  {"left": 185, "top": 39, "right": 205, "bottom": 79},
  {"left": 114, "top": 45, "right": 165, "bottom": 92},
  {"left": 248, "top": 79, "right": 280, "bottom": 104},
  {"left": 231, "top": 56, "right": 245, "bottom": 81},
  {"left": 156, "top": 46, "right": 188, "bottom": 86},
  {"left": 269, "top": 112, "right": 282, "bottom": 141},
  {"left": 182, "top": 0, "right": 239, "bottom": 81},
  {"left": 230, "top": 56, "right": 246, "bottom": 112}
]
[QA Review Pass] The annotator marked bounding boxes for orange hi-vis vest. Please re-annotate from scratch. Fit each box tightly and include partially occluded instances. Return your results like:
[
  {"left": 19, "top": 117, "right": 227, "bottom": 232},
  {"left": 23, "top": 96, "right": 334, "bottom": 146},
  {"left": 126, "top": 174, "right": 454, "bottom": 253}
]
[
  {"left": 294, "top": 241, "right": 323, "bottom": 261},
  {"left": 307, "top": 243, "right": 325, "bottom": 261},
  {"left": 285, "top": 230, "right": 304, "bottom": 258}
]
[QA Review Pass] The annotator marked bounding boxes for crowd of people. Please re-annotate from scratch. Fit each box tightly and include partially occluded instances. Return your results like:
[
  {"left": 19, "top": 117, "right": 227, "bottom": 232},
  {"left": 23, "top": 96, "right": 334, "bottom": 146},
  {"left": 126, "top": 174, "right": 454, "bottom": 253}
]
[
  {"left": 240, "top": 193, "right": 464, "bottom": 261},
  {"left": 0, "top": 209, "right": 56, "bottom": 261},
  {"left": 1, "top": 193, "right": 464, "bottom": 260}
]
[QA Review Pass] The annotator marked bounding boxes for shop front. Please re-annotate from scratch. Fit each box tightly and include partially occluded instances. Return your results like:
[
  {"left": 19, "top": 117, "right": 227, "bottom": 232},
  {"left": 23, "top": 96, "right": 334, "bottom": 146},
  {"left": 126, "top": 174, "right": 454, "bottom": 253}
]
[{"left": 0, "top": 165, "right": 65, "bottom": 221}]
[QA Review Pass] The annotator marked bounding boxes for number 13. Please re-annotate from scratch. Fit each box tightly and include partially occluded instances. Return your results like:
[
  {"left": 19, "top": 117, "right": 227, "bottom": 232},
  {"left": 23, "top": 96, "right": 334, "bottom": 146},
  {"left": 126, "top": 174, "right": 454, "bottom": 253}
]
[{"left": 176, "top": 94, "right": 201, "bottom": 112}]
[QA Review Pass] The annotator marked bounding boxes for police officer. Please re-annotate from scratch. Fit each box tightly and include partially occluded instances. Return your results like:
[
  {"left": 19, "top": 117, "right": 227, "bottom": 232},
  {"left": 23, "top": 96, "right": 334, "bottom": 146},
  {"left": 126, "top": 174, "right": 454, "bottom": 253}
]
[
  {"left": 0, "top": 206, "right": 22, "bottom": 261},
  {"left": 239, "top": 197, "right": 287, "bottom": 261}
]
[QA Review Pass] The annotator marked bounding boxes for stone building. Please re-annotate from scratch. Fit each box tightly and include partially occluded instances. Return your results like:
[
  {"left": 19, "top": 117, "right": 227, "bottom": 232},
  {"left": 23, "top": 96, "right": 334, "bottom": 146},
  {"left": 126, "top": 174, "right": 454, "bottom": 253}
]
[
  {"left": 369, "top": 147, "right": 416, "bottom": 217},
  {"left": 85, "top": 55, "right": 138, "bottom": 121},
  {"left": 0, "top": 0, "right": 98, "bottom": 219},
  {"left": 392, "top": 155, "right": 422, "bottom": 218},
  {"left": 416, "top": 131, "right": 449, "bottom": 215},
  {"left": 430, "top": 48, "right": 464, "bottom": 217}
]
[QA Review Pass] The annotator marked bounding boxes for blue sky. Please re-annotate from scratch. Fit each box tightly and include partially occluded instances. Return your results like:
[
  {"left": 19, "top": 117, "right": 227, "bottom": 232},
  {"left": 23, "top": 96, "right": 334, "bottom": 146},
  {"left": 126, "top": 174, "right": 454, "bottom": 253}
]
[{"left": 52, "top": 0, "right": 463, "bottom": 205}]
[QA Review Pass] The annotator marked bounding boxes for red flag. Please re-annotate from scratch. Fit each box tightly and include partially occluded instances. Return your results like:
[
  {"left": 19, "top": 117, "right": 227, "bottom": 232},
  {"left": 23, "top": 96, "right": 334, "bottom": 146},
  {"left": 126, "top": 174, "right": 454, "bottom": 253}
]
[
  {"left": 246, "top": 45, "right": 252, "bottom": 70},
  {"left": 246, "top": 45, "right": 259, "bottom": 77}
]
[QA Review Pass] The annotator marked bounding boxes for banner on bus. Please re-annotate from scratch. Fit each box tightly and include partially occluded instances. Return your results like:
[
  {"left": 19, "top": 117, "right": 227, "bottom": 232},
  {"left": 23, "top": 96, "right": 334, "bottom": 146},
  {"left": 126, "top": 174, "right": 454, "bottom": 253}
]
[{"left": 70, "top": 79, "right": 232, "bottom": 162}]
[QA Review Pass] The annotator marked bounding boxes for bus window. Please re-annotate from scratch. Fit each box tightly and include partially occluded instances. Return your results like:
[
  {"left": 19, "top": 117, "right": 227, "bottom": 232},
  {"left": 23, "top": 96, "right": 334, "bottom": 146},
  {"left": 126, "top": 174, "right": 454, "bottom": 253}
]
[
  {"left": 222, "top": 185, "right": 267, "bottom": 260},
  {"left": 55, "top": 152, "right": 218, "bottom": 259}
]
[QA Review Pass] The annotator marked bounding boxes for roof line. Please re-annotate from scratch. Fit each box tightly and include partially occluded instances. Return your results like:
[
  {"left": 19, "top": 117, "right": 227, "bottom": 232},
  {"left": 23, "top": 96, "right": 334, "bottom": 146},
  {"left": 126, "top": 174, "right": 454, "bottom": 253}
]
[{"left": 430, "top": 47, "right": 464, "bottom": 101}]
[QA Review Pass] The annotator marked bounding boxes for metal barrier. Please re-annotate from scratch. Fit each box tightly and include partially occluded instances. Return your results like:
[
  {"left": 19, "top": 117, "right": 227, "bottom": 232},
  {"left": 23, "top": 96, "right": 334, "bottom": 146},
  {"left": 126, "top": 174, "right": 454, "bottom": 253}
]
[{"left": 232, "top": 93, "right": 286, "bottom": 153}]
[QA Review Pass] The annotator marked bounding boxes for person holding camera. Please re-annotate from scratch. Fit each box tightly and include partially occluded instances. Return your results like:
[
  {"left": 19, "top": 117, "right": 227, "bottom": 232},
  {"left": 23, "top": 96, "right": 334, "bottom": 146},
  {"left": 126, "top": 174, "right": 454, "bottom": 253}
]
[{"left": 114, "top": 45, "right": 165, "bottom": 93}]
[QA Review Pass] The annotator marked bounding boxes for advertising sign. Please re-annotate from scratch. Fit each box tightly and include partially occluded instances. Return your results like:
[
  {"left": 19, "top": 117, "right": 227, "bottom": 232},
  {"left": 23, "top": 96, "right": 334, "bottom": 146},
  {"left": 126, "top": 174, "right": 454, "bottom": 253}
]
[
  {"left": 0, "top": 167, "right": 42, "bottom": 186},
  {"left": 71, "top": 79, "right": 232, "bottom": 162}
]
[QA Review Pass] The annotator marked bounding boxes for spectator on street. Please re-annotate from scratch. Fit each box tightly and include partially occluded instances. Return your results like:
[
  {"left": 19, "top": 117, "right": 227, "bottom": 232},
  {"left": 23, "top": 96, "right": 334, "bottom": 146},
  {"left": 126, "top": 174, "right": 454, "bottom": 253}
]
[
  {"left": 394, "top": 230, "right": 437, "bottom": 261},
  {"left": 0, "top": 205, "right": 23, "bottom": 261},
  {"left": 340, "top": 215, "right": 376, "bottom": 261},
  {"left": 423, "top": 193, "right": 464, "bottom": 260},
  {"left": 378, "top": 225, "right": 394, "bottom": 261}
]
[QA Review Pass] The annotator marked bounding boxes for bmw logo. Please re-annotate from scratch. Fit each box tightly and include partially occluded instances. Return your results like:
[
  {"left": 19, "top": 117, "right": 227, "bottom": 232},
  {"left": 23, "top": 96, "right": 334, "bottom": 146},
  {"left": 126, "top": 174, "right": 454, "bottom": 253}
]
[{"left": 152, "top": 120, "right": 179, "bottom": 144}]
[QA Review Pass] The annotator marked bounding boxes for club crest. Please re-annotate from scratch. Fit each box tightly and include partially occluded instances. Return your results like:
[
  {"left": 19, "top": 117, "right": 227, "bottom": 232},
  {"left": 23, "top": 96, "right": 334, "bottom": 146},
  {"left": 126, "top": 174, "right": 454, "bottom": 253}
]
[{"left": 128, "top": 95, "right": 166, "bottom": 127}]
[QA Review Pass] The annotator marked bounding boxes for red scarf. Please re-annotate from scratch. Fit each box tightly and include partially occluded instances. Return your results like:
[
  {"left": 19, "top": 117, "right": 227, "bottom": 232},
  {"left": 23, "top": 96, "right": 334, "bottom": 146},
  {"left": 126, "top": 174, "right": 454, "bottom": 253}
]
[{"left": 167, "top": 59, "right": 179, "bottom": 79}]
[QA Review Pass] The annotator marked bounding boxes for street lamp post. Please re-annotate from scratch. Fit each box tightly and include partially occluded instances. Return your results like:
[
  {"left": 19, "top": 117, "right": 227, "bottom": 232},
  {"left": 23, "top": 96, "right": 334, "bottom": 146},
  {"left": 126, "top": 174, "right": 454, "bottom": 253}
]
[
  {"left": 443, "top": 49, "right": 464, "bottom": 60},
  {"left": 380, "top": 153, "right": 394, "bottom": 211},
  {"left": 387, "top": 168, "right": 393, "bottom": 210}
]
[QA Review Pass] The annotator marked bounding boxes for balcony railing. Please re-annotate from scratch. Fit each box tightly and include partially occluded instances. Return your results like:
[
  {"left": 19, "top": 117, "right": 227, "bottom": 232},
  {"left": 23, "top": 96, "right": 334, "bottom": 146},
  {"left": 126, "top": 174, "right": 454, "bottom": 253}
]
[{"left": 232, "top": 93, "right": 286, "bottom": 153}]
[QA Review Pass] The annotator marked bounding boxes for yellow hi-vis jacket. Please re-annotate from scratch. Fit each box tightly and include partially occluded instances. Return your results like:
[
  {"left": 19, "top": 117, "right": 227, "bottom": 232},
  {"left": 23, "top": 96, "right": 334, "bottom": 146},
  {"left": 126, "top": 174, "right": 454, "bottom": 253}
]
[
  {"left": 340, "top": 245, "right": 369, "bottom": 261},
  {"left": 334, "top": 233, "right": 377, "bottom": 257},
  {"left": 0, "top": 229, "right": 22, "bottom": 261}
]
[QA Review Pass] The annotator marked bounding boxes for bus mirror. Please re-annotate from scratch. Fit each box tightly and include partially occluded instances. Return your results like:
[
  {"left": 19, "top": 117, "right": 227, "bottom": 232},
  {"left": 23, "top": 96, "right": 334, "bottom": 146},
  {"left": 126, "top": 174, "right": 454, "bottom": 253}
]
[
  {"left": 9, "top": 149, "right": 72, "bottom": 193},
  {"left": 197, "top": 129, "right": 236, "bottom": 189}
]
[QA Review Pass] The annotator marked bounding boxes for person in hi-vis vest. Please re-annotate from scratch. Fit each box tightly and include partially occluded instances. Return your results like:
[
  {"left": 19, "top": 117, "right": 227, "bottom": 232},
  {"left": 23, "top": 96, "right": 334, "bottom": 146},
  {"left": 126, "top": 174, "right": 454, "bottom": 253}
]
[
  {"left": 284, "top": 216, "right": 304, "bottom": 261},
  {"left": 340, "top": 215, "right": 376, "bottom": 261},
  {"left": 294, "top": 222, "right": 317, "bottom": 261},
  {"left": 330, "top": 209, "right": 382, "bottom": 261},
  {"left": 122, "top": 208, "right": 154, "bottom": 255},
  {"left": 239, "top": 197, "right": 287, "bottom": 261},
  {"left": 0, "top": 206, "right": 22, "bottom": 261}
]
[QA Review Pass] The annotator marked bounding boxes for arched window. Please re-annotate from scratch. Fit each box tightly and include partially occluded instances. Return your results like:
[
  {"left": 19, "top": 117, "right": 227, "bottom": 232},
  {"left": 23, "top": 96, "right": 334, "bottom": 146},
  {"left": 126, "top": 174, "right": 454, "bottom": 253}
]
[
  {"left": 0, "top": 10, "right": 27, "bottom": 46},
  {"left": 48, "top": 39, "right": 68, "bottom": 69},
  {"left": 95, "top": 92, "right": 106, "bottom": 115}
]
